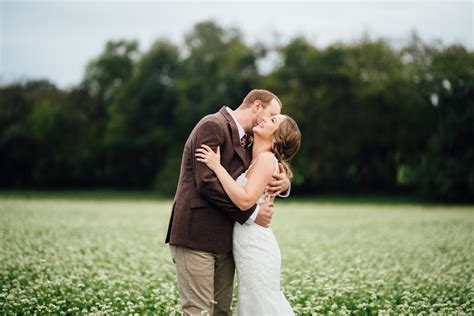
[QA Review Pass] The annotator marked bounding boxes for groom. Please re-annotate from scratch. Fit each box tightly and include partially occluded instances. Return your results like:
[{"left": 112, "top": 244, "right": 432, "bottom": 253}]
[{"left": 165, "top": 89, "right": 290, "bottom": 315}]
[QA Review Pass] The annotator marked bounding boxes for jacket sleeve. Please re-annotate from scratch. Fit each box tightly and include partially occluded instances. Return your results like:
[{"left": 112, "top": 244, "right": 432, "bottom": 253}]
[{"left": 192, "top": 119, "right": 256, "bottom": 224}]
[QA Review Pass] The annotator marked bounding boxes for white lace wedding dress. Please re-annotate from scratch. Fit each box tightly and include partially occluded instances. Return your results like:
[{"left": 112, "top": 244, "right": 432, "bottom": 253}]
[{"left": 233, "top": 155, "right": 294, "bottom": 315}]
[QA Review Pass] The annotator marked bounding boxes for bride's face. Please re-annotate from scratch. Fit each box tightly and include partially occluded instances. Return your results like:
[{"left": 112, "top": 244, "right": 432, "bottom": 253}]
[
  {"left": 253, "top": 114, "right": 286, "bottom": 140},
  {"left": 252, "top": 99, "right": 281, "bottom": 128}
]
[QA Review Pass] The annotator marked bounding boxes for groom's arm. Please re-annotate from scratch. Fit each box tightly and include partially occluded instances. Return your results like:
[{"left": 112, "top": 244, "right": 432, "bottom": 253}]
[{"left": 192, "top": 120, "right": 256, "bottom": 225}]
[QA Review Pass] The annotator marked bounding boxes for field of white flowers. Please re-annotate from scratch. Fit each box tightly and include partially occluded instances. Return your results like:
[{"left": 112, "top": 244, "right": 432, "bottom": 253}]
[{"left": 1, "top": 197, "right": 473, "bottom": 315}]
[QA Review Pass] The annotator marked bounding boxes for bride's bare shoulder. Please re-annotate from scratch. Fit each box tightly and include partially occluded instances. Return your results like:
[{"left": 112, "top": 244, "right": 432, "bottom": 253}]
[
  {"left": 256, "top": 151, "right": 276, "bottom": 161},
  {"left": 251, "top": 152, "right": 276, "bottom": 174}
]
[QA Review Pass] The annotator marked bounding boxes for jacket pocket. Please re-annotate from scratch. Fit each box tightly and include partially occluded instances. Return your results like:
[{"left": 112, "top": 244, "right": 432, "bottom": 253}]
[{"left": 189, "top": 198, "right": 210, "bottom": 209}]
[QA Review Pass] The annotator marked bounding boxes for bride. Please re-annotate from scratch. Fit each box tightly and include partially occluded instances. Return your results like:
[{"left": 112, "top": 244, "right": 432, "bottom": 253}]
[{"left": 196, "top": 114, "right": 301, "bottom": 315}]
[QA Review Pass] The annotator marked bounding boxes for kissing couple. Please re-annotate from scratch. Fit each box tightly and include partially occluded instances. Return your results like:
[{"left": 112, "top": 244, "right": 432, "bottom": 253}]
[{"left": 166, "top": 89, "right": 301, "bottom": 315}]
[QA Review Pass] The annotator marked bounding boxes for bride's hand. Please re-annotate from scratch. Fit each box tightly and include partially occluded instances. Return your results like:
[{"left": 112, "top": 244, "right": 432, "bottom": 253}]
[{"left": 195, "top": 144, "right": 221, "bottom": 171}]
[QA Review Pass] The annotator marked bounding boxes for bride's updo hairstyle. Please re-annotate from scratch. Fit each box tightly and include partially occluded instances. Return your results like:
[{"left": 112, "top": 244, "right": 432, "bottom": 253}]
[{"left": 272, "top": 115, "right": 301, "bottom": 179}]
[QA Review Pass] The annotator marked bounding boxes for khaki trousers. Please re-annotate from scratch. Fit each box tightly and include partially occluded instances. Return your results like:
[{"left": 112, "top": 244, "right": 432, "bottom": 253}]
[{"left": 169, "top": 245, "right": 235, "bottom": 316}]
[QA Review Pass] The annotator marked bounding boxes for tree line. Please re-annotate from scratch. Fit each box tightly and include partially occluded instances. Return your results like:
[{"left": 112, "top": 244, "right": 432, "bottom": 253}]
[{"left": 1, "top": 21, "right": 473, "bottom": 202}]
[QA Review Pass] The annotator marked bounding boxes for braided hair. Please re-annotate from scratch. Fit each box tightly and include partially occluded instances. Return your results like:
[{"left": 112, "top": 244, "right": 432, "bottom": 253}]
[{"left": 271, "top": 115, "right": 301, "bottom": 179}]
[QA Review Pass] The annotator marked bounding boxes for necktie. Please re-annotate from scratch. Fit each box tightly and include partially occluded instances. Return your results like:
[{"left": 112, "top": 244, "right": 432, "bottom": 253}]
[{"left": 240, "top": 133, "right": 254, "bottom": 149}]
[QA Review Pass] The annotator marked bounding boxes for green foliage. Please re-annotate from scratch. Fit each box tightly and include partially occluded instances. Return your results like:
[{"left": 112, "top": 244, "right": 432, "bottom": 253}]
[
  {"left": 174, "top": 21, "right": 259, "bottom": 138},
  {"left": 0, "top": 81, "right": 93, "bottom": 187},
  {"left": 411, "top": 46, "right": 474, "bottom": 201},
  {"left": 103, "top": 40, "right": 181, "bottom": 188},
  {"left": 82, "top": 40, "right": 138, "bottom": 103},
  {"left": 268, "top": 39, "right": 411, "bottom": 193},
  {"left": 0, "top": 21, "right": 473, "bottom": 201}
]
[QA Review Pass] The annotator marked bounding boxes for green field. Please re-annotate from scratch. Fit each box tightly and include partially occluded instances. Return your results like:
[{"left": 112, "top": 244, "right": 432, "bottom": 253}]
[{"left": 1, "top": 194, "right": 473, "bottom": 314}]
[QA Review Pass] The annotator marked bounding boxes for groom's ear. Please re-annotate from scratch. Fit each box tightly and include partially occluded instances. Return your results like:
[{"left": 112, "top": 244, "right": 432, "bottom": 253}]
[{"left": 253, "top": 100, "right": 262, "bottom": 112}]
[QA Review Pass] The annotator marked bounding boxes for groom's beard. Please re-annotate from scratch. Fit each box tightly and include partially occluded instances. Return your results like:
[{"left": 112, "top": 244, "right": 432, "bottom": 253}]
[{"left": 252, "top": 118, "right": 260, "bottom": 130}]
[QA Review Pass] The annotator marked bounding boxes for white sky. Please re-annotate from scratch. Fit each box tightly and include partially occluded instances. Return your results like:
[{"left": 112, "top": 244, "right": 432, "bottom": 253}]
[{"left": 1, "top": 0, "right": 473, "bottom": 89}]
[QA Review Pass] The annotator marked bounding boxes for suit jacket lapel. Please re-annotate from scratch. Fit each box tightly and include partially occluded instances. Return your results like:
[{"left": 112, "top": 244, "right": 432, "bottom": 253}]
[{"left": 219, "top": 107, "right": 251, "bottom": 168}]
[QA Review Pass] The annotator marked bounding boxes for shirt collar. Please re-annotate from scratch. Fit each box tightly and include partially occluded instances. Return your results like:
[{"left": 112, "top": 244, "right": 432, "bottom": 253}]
[{"left": 225, "top": 106, "right": 245, "bottom": 139}]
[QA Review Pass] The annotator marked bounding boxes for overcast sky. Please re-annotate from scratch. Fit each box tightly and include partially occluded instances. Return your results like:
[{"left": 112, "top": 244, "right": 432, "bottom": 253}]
[{"left": 1, "top": 0, "right": 473, "bottom": 89}]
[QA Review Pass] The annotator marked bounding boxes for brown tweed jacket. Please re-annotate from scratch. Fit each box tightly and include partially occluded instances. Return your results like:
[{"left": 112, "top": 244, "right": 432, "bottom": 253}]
[{"left": 165, "top": 107, "right": 256, "bottom": 253}]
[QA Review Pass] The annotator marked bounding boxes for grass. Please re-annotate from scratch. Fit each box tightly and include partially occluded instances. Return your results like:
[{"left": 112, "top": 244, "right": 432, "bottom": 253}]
[
  {"left": 0, "top": 189, "right": 440, "bottom": 205},
  {"left": 0, "top": 193, "right": 473, "bottom": 314},
  {"left": 0, "top": 189, "right": 169, "bottom": 201}
]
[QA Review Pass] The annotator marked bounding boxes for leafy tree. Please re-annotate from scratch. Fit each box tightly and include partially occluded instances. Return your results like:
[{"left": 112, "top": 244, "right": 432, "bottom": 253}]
[
  {"left": 267, "top": 38, "right": 410, "bottom": 193},
  {"left": 157, "top": 21, "right": 260, "bottom": 193},
  {"left": 0, "top": 81, "right": 91, "bottom": 187},
  {"left": 104, "top": 40, "right": 181, "bottom": 188},
  {"left": 175, "top": 21, "right": 259, "bottom": 140},
  {"left": 1, "top": 22, "right": 472, "bottom": 201},
  {"left": 411, "top": 45, "right": 474, "bottom": 201}
]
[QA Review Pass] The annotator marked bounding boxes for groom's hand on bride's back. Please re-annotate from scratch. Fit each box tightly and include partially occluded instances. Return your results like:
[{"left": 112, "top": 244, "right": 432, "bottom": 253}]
[
  {"left": 255, "top": 201, "right": 273, "bottom": 228},
  {"left": 267, "top": 163, "right": 290, "bottom": 196}
]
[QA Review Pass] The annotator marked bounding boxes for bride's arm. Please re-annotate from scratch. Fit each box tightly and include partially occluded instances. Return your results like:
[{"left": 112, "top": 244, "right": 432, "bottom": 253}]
[{"left": 196, "top": 145, "right": 275, "bottom": 211}]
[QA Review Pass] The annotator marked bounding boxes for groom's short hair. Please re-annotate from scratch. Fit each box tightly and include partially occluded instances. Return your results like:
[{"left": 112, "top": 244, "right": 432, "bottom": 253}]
[{"left": 242, "top": 89, "right": 282, "bottom": 108}]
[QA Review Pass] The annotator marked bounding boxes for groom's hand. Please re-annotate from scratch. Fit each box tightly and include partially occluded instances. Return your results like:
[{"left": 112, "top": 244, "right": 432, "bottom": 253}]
[
  {"left": 267, "top": 163, "right": 290, "bottom": 196},
  {"left": 255, "top": 201, "right": 273, "bottom": 228}
]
